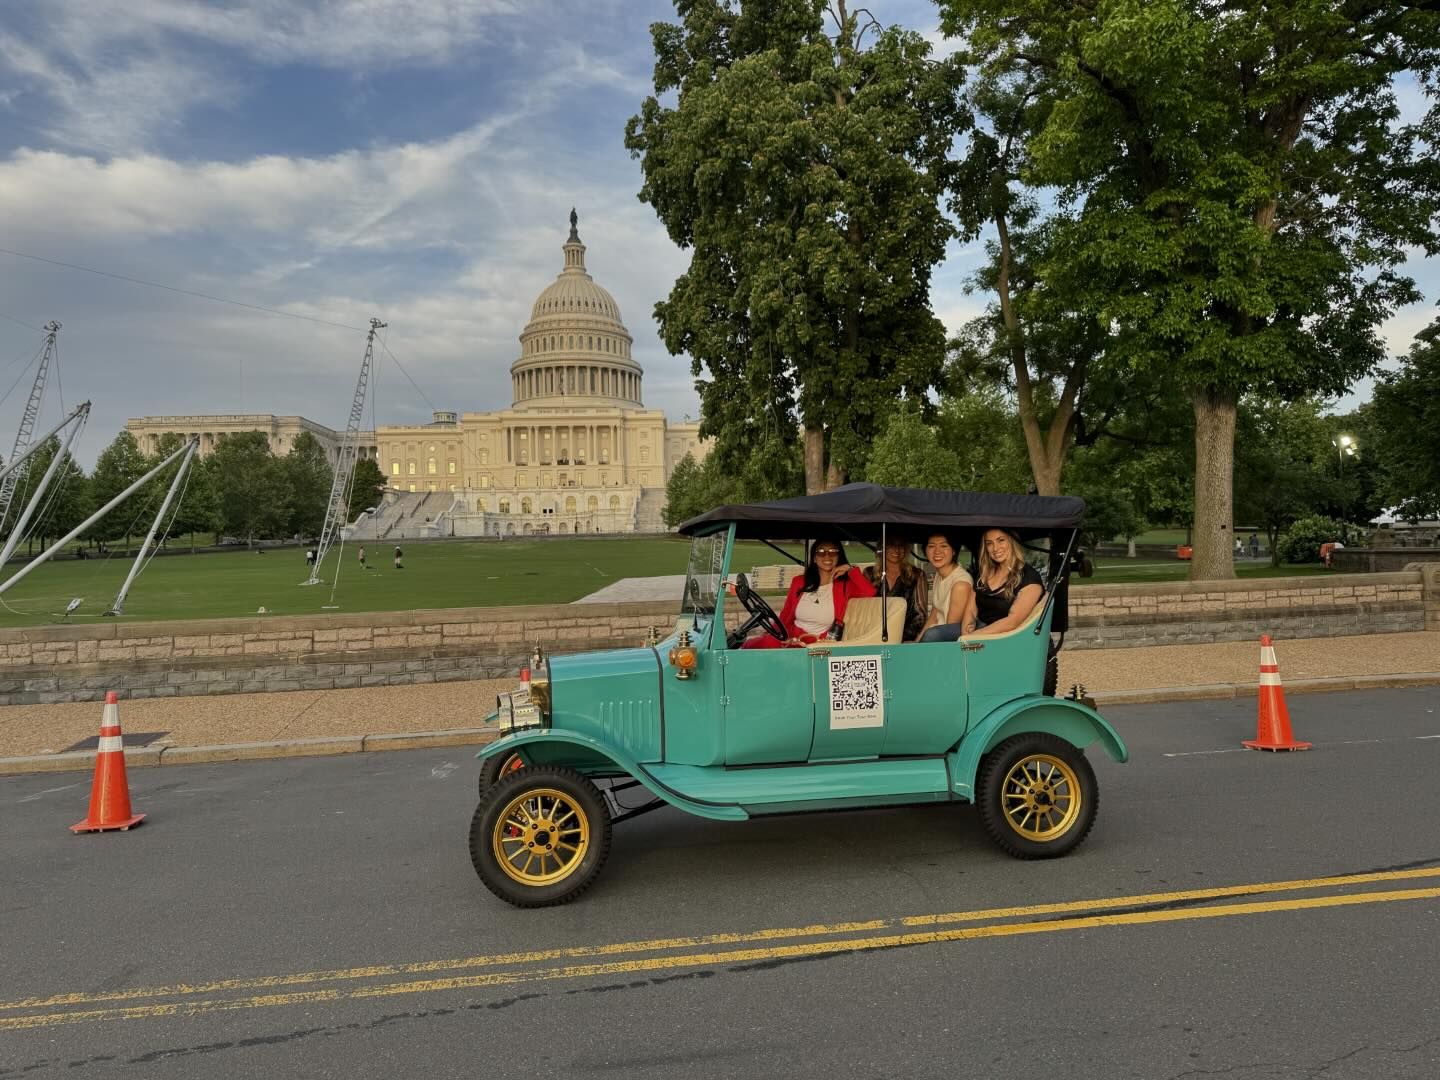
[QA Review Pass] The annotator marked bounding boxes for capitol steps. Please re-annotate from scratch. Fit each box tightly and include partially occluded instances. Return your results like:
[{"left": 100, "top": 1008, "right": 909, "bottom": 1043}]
[{"left": 633, "top": 488, "right": 670, "bottom": 534}]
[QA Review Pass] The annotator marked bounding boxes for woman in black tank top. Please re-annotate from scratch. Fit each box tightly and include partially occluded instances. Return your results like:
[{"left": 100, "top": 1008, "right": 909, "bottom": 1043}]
[{"left": 970, "top": 528, "right": 1045, "bottom": 635}]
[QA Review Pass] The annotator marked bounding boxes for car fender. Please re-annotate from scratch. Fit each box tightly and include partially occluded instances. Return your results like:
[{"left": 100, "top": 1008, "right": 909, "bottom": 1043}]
[
  {"left": 948, "top": 696, "right": 1129, "bottom": 800},
  {"left": 476, "top": 730, "right": 748, "bottom": 822}
]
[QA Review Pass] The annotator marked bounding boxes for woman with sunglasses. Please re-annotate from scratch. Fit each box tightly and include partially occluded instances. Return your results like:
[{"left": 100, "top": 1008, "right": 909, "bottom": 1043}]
[{"left": 743, "top": 535, "right": 875, "bottom": 648}]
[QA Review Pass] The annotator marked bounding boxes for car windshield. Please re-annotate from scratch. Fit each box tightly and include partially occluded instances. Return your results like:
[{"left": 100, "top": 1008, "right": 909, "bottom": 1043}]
[{"left": 681, "top": 531, "right": 726, "bottom": 618}]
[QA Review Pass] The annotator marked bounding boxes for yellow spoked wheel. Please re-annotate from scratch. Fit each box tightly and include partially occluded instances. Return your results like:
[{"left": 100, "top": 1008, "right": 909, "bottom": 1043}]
[
  {"left": 491, "top": 788, "right": 590, "bottom": 886},
  {"left": 976, "top": 733, "right": 1098, "bottom": 859},
  {"left": 470, "top": 766, "right": 612, "bottom": 907},
  {"left": 999, "top": 754, "right": 1081, "bottom": 840}
]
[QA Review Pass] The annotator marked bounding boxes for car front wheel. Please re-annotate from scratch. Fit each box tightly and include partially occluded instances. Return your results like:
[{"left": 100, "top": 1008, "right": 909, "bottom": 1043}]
[
  {"left": 975, "top": 733, "right": 1098, "bottom": 859},
  {"left": 469, "top": 767, "right": 612, "bottom": 907},
  {"left": 477, "top": 749, "right": 526, "bottom": 795}
]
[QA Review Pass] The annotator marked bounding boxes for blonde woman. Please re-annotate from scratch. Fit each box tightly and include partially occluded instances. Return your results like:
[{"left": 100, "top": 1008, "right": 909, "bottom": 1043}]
[
  {"left": 917, "top": 533, "right": 974, "bottom": 643},
  {"left": 863, "top": 535, "right": 929, "bottom": 641},
  {"left": 969, "top": 528, "right": 1044, "bottom": 635}
]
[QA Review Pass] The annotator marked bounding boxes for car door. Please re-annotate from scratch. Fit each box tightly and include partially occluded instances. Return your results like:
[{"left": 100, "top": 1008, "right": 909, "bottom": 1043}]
[
  {"left": 878, "top": 641, "right": 969, "bottom": 756},
  {"left": 807, "top": 643, "right": 891, "bottom": 760},
  {"left": 720, "top": 647, "right": 815, "bottom": 765}
]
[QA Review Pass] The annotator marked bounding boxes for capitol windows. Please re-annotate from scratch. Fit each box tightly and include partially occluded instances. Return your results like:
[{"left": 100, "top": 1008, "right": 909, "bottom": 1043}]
[
  {"left": 542, "top": 473, "right": 552, "bottom": 488},
  {"left": 587, "top": 496, "right": 599, "bottom": 511},
  {"left": 640, "top": 446, "right": 649, "bottom": 462},
  {"left": 609, "top": 495, "right": 621, "bottom": 511},
  {"left": 408, "top": 483, "right": 416, "bottom": 492},
  {"left": 565, "top": 496, "right": 576, "bottom": 513},
  {"left": 391, "top": 461, "right": 401, "bottom": 476},
  {"left": 499, "top": 498, "right": 511, "bottom": 513},
  {"left": 427, "top": 457, "right": 437, "bottom": 475},
  {"left": 479, "top": 474, "right": 492, "bottom": 488},
  {"left": 479, "top": 449, "right": 489, "bottom": 465},
  {"left": 477, "top": 498, "right": 487, "bottom": 512},
  {"left": 521, "top": 497, "right": 533, "bottom": 514},
  {"left": 448, "top": 461, "right": 456, "bottom": 474},
  {"left": 517, "top": 473, "right": 528, "bottom": 487},
  {"left": 407, "top": 460, "right": 417, "bottom": 476}
]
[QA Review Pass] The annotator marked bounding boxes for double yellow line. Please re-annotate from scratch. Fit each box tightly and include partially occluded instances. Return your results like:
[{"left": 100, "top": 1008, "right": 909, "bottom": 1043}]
[{"left": 5, "top": 866, "right": 1438, "bottom": 1032}]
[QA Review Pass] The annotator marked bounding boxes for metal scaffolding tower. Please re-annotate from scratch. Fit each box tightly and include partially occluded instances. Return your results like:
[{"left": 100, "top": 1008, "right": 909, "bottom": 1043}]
[
  {"left": 305, "top": 317, "right": 384, "bottom": 585},
  {"left": 0, "top": 320, "right": 59, "bottom": 533}
]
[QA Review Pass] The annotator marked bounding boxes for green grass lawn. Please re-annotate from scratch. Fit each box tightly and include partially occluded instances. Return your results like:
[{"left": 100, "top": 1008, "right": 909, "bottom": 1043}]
[{"left": 0, "top": 538, "right": 1326, "bottom": 628}]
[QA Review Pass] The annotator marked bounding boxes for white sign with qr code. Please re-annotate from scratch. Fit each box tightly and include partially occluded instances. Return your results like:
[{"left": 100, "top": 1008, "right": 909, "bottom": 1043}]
[{"left": 827, "top": 655, "right": 884, "bottom": 729}]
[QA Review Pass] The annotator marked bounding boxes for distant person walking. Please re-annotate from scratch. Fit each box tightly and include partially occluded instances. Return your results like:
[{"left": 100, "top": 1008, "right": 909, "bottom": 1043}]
[
  {"left": 358, "top": 545, "right": 367, "bottom": 570},
  {"left": 393, "top": 545, "right": 404, "bottom": 570},
  {"left": 1249, "top": 533, "right": 1260, "bottom": 558},
  {"left": 306, "top": 547, "right": 316, "bottom": 573}
]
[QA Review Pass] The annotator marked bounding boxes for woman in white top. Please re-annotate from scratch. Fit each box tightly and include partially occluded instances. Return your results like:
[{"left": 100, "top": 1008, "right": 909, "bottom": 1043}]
[{"left": 918, "top": 532, "right": 975, "bottom": 643}]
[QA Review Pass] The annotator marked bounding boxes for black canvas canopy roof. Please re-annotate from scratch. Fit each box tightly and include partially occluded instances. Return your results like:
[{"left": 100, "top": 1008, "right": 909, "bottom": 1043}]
[{"left": 677, "top": 483, "right": 1085, "bottom": 539}]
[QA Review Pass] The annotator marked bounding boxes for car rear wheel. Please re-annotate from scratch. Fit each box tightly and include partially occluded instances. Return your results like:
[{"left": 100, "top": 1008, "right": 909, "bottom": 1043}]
[
  {"left": 976, "top": 733, "right": 1097, "bottom": 859},
  {"left": 477, "top": 749, "right": 526, "bottom": 795},
  {"left": 469, "top": 767, "right": 612, "bottom": 908}
]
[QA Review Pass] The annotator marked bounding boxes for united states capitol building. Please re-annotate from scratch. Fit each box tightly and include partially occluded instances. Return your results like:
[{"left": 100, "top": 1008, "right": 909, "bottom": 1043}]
[{"left": 128, "top": 213, "right": 709, "bottom": 537}]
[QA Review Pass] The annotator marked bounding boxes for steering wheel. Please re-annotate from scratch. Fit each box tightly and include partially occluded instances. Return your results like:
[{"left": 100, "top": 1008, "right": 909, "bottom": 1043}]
[{"left": 728, "top": 573, "right": 788, "bottom": 647}]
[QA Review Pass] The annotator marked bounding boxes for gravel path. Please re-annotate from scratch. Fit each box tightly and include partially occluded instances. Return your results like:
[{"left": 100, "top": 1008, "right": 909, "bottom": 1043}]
[{"left": 1, "top": 631, "right": 1434, "bottom": 759}]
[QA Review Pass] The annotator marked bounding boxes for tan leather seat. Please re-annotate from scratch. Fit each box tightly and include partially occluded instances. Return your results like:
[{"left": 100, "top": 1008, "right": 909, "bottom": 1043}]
[{"left": 835, "top": 597, "right": 906, "bottom": 645}]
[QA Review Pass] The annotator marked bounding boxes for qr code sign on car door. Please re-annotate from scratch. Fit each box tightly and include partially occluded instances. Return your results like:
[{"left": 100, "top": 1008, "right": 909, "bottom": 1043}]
[{"left": 827, "top": 656, "right": 884, "bottom": 729}]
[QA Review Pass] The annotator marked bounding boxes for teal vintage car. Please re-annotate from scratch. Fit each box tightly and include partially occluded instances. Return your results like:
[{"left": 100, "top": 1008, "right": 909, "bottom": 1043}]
[{"left": 469, "top": 484, "right": 1128, "bottom": 907}]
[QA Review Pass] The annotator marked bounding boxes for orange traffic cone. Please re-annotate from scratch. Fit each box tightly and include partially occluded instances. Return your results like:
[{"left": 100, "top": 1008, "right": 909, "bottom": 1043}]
[
  {"left": 70, "top": 692, "right": 145, "bottom": 832},
  {"left": 1242, "top": 635, "right": 1312, "bottom": 752}
]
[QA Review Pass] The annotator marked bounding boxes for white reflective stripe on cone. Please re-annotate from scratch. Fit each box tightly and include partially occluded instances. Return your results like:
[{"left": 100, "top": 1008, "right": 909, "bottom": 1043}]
[
  {"left": 1260, "top": 647, "right": 1278, "bottom": 666},
  {"left": 96, "top": 735, "right": 125, "bottom": 752},
  {"left": 1259, "top": 672, "right": 1283, "bottom": 686},
  {"left": 102, "top": 703, "right": 119, "bottom": 725}
]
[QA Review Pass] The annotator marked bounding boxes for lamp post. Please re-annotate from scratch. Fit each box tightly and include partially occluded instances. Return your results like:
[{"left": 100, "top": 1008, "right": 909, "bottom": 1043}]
[{"left": 1332, "top": 435, "right": 1357, "bottom": 543}]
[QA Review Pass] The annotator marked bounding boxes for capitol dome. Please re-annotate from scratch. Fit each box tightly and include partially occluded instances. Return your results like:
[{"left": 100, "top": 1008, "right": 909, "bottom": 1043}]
[{"left": 511, "top": 210, "right": 642, "bottom": 409}]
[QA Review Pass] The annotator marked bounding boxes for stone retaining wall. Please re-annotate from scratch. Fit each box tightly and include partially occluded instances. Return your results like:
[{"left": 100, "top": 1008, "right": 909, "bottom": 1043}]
[
  {"left": 1065, "top": 570, "right": 1428, "bottom": 649},
  {"left": 0, "top": 568, "right": 1433, "bottom": 706}
]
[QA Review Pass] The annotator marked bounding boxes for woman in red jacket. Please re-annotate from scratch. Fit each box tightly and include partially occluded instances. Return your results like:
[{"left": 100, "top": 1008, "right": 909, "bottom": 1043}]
[{"left": 744, "top": 536, "right": 876, "bottom": 648}]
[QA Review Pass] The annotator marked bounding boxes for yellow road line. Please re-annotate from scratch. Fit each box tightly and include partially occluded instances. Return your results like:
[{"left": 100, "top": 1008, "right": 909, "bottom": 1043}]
[
  {"left": 4, "top": 884, "right": 1438, "bottom": 1032},
  {"left": 4, "top": 866, "right": 1438, "bottom": 1015}
]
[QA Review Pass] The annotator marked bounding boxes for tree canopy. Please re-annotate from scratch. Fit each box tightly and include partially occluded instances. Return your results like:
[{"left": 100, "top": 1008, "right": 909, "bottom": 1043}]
[
  {"left": 938, "top": 0, "right": 1440, "bottom": 577},
  {"left": 627, "top": 0, "right": 965, "bottom": 493}
]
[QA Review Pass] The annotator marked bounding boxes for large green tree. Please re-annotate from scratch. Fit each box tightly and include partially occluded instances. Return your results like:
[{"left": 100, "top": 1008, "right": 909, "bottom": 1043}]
[
  {"left": 865, "top": 400, "right": 964, "bottom": 489},
  {"left": 208, "top": 432, "right": 290, "bottom": 541},
  {"left": 7, "top": 436, "right": 91, "bottom": 552},
  {"left": 348, "top": 458, "right": 386, "bottom": 520},
  {"left": 148, "top": 432, "right": 220, "bottom": 549},
  {"left": 1233, "top": 397, "right": 1343, "bottom": 564},
  {"left": 1371, "top": 318, "right": 1440, "bottom": 520},
  {"left": 940, "top": 0, "right": 1440, "bottom": 578},
  {"left": 282, "top": 432, "right": 333, "bottom": 539},
  {"left": 86, "top": 431, "right": 153, "bottom": 546},
  {"left": 627, "top": 0, "right": 965, "bottom": 492}
]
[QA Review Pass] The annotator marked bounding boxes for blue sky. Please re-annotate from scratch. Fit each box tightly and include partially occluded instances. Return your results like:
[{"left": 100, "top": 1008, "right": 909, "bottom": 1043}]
[{"left": 0, "top": 0, "right": 1433, "bottom": 465}]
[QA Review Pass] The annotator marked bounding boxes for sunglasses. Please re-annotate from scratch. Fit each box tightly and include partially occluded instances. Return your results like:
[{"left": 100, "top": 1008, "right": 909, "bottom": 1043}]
[{"left": 813, "top": 548, "right": 841, "bottom": 557}]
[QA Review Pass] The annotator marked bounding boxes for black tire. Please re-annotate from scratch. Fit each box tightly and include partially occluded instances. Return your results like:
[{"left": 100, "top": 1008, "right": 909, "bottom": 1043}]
[
  {"left": 477, "top": 750, "right": 526, "bottom": 796},
  {"left": 469, "top": 766, "right": 612, "bottom": 908},
  {"left": 1043, "top": 655, "right": 1059, "bottom": 697},
  {"left": 975, "top": 733, "right": 1098, "bottom": 859}
]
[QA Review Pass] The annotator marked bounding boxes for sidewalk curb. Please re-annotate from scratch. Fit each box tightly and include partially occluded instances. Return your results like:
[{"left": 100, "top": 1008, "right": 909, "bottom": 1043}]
[
  {"left": 2, "top": 674, "right": 1437, "bottom": 777},
  {"left": 0, "top": 727, "right": 500, "bottom": 776},
  {"left": 1089, "top": 672, "right": 1440, "bottom": 707}
]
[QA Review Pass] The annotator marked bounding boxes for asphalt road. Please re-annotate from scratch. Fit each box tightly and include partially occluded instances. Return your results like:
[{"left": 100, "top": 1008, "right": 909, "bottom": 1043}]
[{"left": 3, "top": 687, "right": 1439, "bottom": 1079}]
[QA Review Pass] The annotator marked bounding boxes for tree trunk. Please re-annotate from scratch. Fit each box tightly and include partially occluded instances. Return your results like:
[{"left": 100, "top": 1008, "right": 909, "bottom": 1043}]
[
  {"left": 825, "top": 461, "right": 845, "bottom": 491},
  {"left": 1189, "top": 387, "right": 1238, "bottom": 581},
  {"left": 804, "top": 426, "right": 826, "bottom": 495}
]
